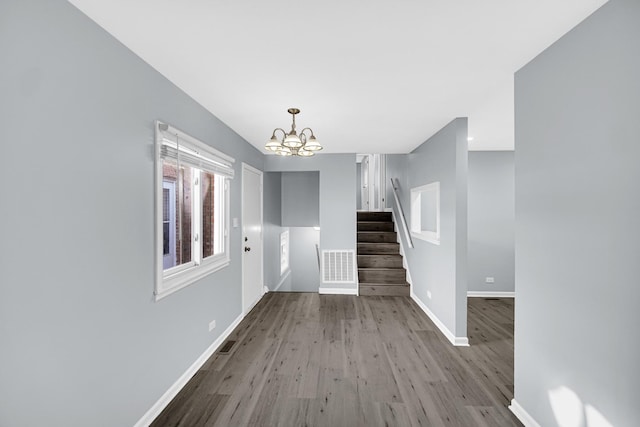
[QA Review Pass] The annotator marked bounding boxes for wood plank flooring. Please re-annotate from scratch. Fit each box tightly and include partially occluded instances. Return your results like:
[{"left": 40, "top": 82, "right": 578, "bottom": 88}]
[{"left": 151, "top": 294, "right": 521, "bottom": 427}]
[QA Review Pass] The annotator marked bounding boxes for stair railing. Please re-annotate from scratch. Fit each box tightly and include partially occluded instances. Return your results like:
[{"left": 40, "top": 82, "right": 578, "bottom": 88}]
[{"left": 390, "top": 178, "right": 414, "bottom": 249}]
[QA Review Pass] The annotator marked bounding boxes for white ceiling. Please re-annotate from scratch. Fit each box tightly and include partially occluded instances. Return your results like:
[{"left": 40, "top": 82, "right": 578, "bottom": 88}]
[{"left": 68, "top": 0, "right": 607, "bottom": 153}]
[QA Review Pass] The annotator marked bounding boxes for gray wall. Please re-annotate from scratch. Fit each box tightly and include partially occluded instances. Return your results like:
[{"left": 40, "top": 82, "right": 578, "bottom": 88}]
[
  {"left": 0, "top": 1, "right": 263, "bottom": 426},
  {"left": 387, "top": 118, "right": 468, "bottom": 339},
  {"left": 467, "top": 151, "right": 515, "bottom": 292},
  {"left": 514, "top": 0, "right": 640, "bottom": 425},
  {"left": 264, "top": 154, "right": 357, "bottom": 292},
  {"left": 263, "top": 172, "right": 289, "bottom": 291},
  {"left": 281, "top": 171, "right": 320, "bottom": 227}
]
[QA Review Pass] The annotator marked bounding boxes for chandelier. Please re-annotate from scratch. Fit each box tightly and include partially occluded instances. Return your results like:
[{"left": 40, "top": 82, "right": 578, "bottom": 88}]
[{"left": 265, "top": 108, "right": 322, "bottom": 157}]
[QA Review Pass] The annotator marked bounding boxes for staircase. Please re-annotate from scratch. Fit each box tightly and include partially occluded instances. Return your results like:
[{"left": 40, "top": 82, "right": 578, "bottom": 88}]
[{"left": 357, "top": 211, "right": 410, "bottom": 296}]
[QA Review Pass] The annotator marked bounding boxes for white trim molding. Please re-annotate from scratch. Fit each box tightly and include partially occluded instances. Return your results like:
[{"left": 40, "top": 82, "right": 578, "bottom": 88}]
[
  {"left": 319, "top": 287, "right": 358, "bottom": 295},
  {"left": 509, "top": 399, "right": 542, "bottom": 427},
  {"left": 134, "top": 313, "right": 243, "bottom": 427},
  {"left": 467, "top": 291, "right": 515, "bottom": 298},
  {"left": 395, "top": 209, "right": 467, "bottom": 346},
  {"left": 411, "top": 291, "right": 469, "bottom": 346}
]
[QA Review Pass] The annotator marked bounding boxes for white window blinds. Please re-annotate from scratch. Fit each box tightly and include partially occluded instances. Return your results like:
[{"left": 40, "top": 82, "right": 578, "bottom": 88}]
[{"left": 157, "top": 122, "right": 235, "bottom": 178}]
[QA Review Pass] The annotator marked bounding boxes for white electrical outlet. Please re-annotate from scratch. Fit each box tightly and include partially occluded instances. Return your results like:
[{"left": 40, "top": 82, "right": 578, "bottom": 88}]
[
  {"left": 209, "top": 320, "right": 216, "bottom": 331},
  {"left": 427, "top": 290, "right": 432, "bottom": 299},
  {"left": 485, "top": 277, "right": 495, "bottom": 284}
]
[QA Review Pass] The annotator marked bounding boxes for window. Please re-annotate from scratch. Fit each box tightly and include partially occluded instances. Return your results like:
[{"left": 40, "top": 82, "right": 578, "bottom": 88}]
[
  {"left": 280, "top": 230, "right": 289, "bottom": 275},
  {"left": 410, "top": 181, "right": 440, "bottom": 244},
  {"left": 155, "top": 121, "right": 235, "bottom": 300}
]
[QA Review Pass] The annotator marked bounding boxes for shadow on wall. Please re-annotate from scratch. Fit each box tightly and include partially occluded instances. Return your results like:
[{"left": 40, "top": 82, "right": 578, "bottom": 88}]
[{"left": 548, "top": 386, "right": 613, "bottom": 427}]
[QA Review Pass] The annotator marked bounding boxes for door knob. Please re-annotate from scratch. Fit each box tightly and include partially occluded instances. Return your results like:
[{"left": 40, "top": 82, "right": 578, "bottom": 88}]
[{"left": 244, "top": 246, "right": 251, "bottom": 252}]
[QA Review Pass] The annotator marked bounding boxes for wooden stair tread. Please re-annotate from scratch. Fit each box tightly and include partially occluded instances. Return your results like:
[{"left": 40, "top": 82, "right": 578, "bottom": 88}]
[
  {"left": 357, "top": 254, "right": 403, "bottom": 268},
  {"left": 357, "top": 243, "right": 400, "bottom": 255},
  {"left": 356, "top": 212, "right": 392, "bottom": 222},
  {"left": 357, "top": 232, "right": 396, "bottom": 235},
  {"left": 359, "top": 282, "right": 409, "bottom": 286},
  {"left": 357, "top": 243, "right": 399, "bottom": 246},
  {"left": 357, "top": 254, "right": 402, "bottom": 258},
  {"left": 357, "top": 256, "right": 402, "bottom": 259},
  {"left": 359, "top": 283, "right": 410, "bottom": 296},
  {"left": 357, "top": 231, "right": 397, "bottom": 243},
  {"left": 357, "top": 222, "right": 394, "bottom": 231}
]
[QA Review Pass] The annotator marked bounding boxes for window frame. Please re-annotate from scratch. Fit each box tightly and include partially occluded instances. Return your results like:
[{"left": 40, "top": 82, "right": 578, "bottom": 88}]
[
  {"left": 154, "top": 121, "right": 234, "bottom": 300},
  {"left": 280, "top": 229, "right": 290, "bottom": 275}
]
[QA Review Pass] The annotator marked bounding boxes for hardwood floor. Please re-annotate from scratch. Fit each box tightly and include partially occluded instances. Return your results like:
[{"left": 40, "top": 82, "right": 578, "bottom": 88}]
[{"left": 151, "top": 294, "right": 521, "bottom": 426}]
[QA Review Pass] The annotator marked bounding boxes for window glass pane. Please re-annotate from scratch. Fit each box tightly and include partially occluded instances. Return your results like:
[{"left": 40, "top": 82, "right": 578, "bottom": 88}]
[
  {"left": 201, "top": 171, "right": 216, "bottom": 258},
  {"left": 163, "top": 188, "right": 170, "bottom": 255},
  {"left": 280, "top": 230, "right": 289, "bottom": 274},
  {"left": 163, "top": 159, "right": 192, "bottom": 269}
]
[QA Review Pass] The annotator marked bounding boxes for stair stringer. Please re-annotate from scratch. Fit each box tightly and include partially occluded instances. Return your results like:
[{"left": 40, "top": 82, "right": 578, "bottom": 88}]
[{"left": 389, "top": 209, "right": 413, "bottom": 294}]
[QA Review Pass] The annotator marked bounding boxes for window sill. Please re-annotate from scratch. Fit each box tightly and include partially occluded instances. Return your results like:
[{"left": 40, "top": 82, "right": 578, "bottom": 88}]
[
  {"left": 155, "top": 257, "right": 230, "bottom": 301},
  {"left": 411, "top": 231, "right": 441, "bottom": 245}
]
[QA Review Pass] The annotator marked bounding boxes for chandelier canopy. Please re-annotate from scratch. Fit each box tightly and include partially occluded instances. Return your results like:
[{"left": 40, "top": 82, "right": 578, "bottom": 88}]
[{"left": 265, "top": 108, "right": 322, "bottom": 157}]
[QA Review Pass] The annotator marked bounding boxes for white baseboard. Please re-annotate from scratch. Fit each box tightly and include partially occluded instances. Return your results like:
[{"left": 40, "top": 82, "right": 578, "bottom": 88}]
[
  {"left": 467, "top": 291, "right": 515, "bottom": 298},
  {"left": 509, "top": 399, "right": 541, "bottom": 427},
  {"left": 134, "top": 313, "right": 244, "bottom": 427},
  {"left": 319, "top": 286, "right": 358, "bottom": 295},
  {"left": 271, "top": 270, "right": 291, "bottom": 292},
  {"left": 393, "top": 209, "right": 466, "bottom": 346},
  {"left": 411, "top": 291, "right": 469, "bottom": 346}
]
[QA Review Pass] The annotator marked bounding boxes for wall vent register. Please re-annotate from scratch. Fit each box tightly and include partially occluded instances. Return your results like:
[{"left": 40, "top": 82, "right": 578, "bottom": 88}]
[{"left": 322, "top": 250, "right": 356, "bottom": 283}]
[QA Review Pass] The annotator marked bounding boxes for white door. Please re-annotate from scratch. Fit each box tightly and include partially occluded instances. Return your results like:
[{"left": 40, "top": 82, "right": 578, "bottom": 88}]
[
  {"left": 372, "top": 154, "right": 386, "bottom": 211},
  {"left": 361, "top": 155, "right": 370, "bottom": 211},
  {"left": 359, "top": 154, "right": 386, "bottom": 212},
  {"left": 242, "top": 163, "right": 264, "bottom": 314}
]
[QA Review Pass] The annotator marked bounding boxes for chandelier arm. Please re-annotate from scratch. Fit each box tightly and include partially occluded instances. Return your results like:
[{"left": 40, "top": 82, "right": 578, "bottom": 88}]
[
  {"left": 271, "top": 128, "right": 288, "bottom": 139},
  {"left": 298, "top": 127, "right": 314, "bottom": 137}
]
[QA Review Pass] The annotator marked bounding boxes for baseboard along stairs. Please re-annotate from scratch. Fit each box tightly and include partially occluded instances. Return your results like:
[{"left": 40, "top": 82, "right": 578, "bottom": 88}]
[{"left": 357, "top": 211, "right": 410, "bottom": 296}]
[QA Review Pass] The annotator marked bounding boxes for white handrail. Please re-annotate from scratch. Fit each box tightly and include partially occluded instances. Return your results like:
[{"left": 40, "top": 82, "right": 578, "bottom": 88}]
[{"left": 390, "top": 178, "right": 414, "bottom": 249}]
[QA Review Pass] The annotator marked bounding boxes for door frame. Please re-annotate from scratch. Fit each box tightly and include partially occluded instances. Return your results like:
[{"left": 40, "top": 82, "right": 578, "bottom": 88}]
[
  {"left": 241, "top": 162, "right": 264, "bottom": 315},
  {"left": 358, "top": 154, "right": 386, "bottom": 211}
]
